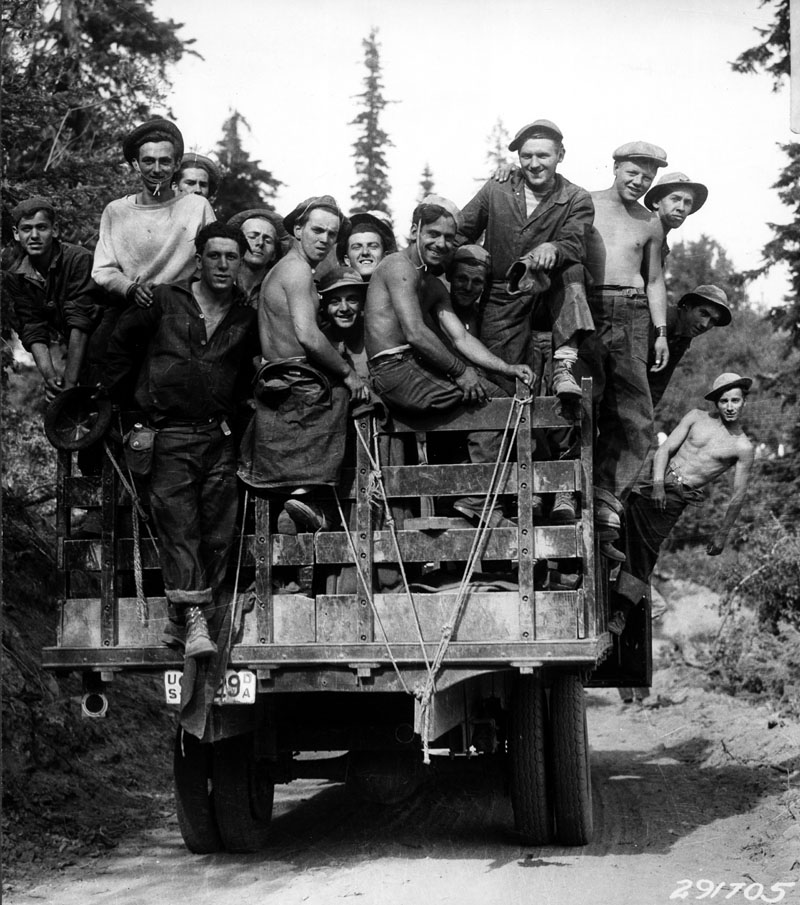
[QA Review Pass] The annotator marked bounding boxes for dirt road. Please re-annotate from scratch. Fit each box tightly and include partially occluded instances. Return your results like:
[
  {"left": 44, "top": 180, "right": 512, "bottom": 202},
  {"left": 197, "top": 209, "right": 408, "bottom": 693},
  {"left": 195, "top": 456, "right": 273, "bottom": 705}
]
[{"left": 8, "top": 583, "right": 800, "bottom": 905}]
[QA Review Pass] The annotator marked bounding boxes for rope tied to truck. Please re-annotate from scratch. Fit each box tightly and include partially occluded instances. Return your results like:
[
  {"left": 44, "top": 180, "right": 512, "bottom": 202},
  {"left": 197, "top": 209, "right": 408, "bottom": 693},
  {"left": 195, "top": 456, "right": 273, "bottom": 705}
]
[{"left": 339, "top": 389, "right": 532, "bottom": 763}]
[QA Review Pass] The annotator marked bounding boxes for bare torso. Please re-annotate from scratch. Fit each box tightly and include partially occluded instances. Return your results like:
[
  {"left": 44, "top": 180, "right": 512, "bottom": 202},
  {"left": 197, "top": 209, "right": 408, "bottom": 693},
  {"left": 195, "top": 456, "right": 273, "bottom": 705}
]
[
  {"left": 667, "top": 410, "right": 753, "bottom": 489},
  {"left": 258, "top": 248, "right": 315, "bottom": 361},
  {"left": 364, "top": 251, "right": 446, "bottom": 358},
  {"left": 586, "top": 189, "right": 661, "bottom": 288}
]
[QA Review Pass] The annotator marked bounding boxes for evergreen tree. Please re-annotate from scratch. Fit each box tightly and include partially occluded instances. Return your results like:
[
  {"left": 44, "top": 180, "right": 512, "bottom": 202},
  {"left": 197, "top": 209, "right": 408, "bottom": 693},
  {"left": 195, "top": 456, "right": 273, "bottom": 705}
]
[
  {"left": 485, "top": 118, "right": 512, "bottom": 170},
  {"left": 350, "top": 28, "right": 393, "bottom": 214},
  {"left": 664, "top": 236, "right": 747, "bottom": 310},
  {"left": 213, "top": 110, "right": 282, "bottom": 222},
  {"left": 417, "top": 163, "right": 435, "bottom": 201}
]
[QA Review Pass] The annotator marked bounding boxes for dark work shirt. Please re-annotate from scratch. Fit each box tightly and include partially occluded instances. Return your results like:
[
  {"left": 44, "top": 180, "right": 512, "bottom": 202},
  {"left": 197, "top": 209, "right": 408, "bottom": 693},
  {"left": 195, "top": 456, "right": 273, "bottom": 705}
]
[
  {"left": 647, "top": 306, "right": 692, "bottom": 408},
  {"left": 4, "top": 239, "right": 99, "bottom": 350},
  {"left": 458, "top": 171, "right": 594, "bottom": 280},
  {"left": 103, "top": 280, "right": 258, "bottom": 421}
]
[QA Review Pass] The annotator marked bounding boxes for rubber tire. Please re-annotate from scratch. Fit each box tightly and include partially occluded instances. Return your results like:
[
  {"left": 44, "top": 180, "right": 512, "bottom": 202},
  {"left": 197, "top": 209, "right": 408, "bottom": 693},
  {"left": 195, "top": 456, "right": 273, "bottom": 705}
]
[
  {"left": 212, "top": 732, "right": 274, "bottom": 853},
  {"left": 549, "top": 673, "right": 593, "bottom": 845},
  {"left": 173, "top": 728, "right": 223, "bottom": 854},
  {"left": 508, "top": 676, "right": 552, "bottom": 844}
]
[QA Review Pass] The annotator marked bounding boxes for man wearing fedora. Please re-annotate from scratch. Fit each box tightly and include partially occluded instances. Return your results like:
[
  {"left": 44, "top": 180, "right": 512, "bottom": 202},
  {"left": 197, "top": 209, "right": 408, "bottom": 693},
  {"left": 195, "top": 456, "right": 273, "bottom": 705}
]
[
  {"left": 237, "top": 195, "right": 370, "bottom": 533},
  {"left": 608, "top": 372, "right": 754, "bottom": 635},
  {"left": 643, "top": 171, "right": 708, "bottom": 265},
  {"left": 173, "top": 152, "right": 221, "bottom": 202},
  {"left": 583, "top": 141, "right": 670, "bottom": 551},
  {"left": 339, "top": 210, "right": 397, "bottom": 282},
  {"left": 227, "top": 207, "right": 288, "bottom": 307},
  {"left": 458, "top": 119, "right": 595, "bottom": 405}
]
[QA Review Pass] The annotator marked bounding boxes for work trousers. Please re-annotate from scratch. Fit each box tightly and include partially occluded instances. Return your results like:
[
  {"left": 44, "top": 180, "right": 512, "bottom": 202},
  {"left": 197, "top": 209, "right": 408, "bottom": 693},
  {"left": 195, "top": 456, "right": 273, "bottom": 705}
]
[
  {"left": 579, "top": 289, "right": 654, "bottom": 501},
  {"left": 480, "top": 262, "right": 594, "bottom": 396},
  {"left": 148, "top": 424, "right": 238, "bottom": 599},
  {"left": 616, "top": 481, "right": 704, "bottom": 606}
]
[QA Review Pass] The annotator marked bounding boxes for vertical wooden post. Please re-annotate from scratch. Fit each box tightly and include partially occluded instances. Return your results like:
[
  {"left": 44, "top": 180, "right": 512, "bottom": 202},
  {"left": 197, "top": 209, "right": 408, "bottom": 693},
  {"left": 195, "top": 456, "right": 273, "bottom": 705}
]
[
  {"left": 99, "top": 444, "right": 118, "bottom": 648},
  {"left": 515, "top": 381, "right": 535, "bottom": 641},
  {"left": 254, "top": 496, "right": 273, "bottom": 645},
  {"left": 578, "top": 378, "right": 596, "bottom": 636},
  {"left": 355, "top": 415, "right": 375, "bottom": 643}
]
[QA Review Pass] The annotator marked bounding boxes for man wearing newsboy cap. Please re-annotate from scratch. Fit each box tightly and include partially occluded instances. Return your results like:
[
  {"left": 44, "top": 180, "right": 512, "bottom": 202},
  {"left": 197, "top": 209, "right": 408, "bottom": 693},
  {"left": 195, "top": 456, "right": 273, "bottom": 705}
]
[
  {"left": 581, "top": 140, "right": 670, "bottom": 553},
  {"left": 458, "top": 119, "right": 595, "bottom": 405}
]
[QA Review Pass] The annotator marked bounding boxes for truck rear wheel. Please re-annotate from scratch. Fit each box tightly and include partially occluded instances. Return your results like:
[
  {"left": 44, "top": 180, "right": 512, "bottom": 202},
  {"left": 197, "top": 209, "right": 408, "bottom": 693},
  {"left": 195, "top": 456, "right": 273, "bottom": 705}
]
[
  {"left": 508, "top": 676, "right": 552, "bottom": 844},
  {"left": 549, "top": 673, "right": 593, "bottom": 845},
  {"left": 173, "top": 728, "right": 223, "bottom": 854},
  {"left": 212, "top": 732, "right": 274, "bottom": 853}
]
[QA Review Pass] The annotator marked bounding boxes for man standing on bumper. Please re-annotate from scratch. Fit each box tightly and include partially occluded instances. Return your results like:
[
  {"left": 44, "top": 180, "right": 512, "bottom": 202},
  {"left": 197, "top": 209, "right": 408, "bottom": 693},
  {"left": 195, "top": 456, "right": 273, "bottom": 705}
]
[
  {"left": 584, "top": 141, "right": 670, "bottom": 551},
  {"left": 237, "top": 196, "right": 370, "bottom": 532},
  {"left": 458, "top": 119, "right": 594, "bottom": 402},
  {"left": 103, "top": 222, "right": 258, "bottom": 659}
]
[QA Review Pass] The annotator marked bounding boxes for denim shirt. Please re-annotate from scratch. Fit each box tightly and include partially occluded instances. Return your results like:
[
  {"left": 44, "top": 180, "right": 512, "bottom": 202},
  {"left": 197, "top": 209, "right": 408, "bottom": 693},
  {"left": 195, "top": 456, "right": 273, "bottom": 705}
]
[
  {"left": 103, "top": 280, "right": 258, "bottom": 421},
  {"left": 458, "top": 172, "right": 594, "bottom": 280}
]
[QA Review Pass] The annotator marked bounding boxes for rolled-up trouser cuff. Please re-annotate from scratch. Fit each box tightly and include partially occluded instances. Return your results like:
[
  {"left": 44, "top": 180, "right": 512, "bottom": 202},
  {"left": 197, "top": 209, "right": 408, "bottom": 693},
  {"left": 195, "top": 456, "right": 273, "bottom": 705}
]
[
  {"left": 615, "top": 570, "right": 649, "bottom": 606},
  {"left": 165, "top": 587, "right": 213, "bottom": 608}
]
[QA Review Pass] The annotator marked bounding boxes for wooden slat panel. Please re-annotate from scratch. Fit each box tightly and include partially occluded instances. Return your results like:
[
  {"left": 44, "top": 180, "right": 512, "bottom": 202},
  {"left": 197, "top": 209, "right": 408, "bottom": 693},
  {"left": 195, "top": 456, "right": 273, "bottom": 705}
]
[
  {"left": 354, "top": 413, "right": 374, "bottom": 643},
  {"left": 61, "top": 598, "right": 102, "bottom": 648},
  {"left": 515, "top": 395, "right": 535, "bottom": 640},
  {"left": 382, "top": 396, "right": 575, "bottom": 434},
  {"left": 316, "top": 594, "right": 359, "bottom": 643},
  {"left": 534, "top": 590, "right": 584, "bottom": 640},
  {"left": 117, "top": 596, "right": 168, "bottom": 647},
  {"left": 273, "top": 594, "right": 316, "bottom": 643},
  {"left": 254, "top": 497, "right": 273, "bottom": 644}
]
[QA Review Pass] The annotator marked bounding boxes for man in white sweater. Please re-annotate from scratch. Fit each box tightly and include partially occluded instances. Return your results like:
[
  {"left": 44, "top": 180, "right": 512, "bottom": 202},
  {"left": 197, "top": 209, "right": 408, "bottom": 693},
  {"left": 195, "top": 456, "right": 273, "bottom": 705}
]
[{"left": 92, "top": 118, "right": 215, "bottom": 308}]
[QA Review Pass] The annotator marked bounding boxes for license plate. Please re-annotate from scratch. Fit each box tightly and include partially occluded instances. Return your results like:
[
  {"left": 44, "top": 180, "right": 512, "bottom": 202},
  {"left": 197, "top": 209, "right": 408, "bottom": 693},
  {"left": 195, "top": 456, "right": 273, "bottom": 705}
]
[{"left": 163, "top": 669, "right": 256, "bottom": 705}]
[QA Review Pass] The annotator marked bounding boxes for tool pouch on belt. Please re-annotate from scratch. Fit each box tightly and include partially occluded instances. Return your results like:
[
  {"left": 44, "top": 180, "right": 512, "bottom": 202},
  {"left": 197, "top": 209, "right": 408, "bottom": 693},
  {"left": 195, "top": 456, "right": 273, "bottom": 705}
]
[
  {"left": 123, "top": 423, "right": 157, "bottom": 475},
  {"left": 252, "top": 360, "right": 332, "bottom": 408}
]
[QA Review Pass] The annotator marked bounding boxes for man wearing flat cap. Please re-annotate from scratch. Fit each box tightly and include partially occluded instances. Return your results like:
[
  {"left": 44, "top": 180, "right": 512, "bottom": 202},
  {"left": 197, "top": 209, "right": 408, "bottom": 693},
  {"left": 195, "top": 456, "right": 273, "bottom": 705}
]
[
  {"left": 582, "top": 140, "right": 670, "bottom": 550},
  {"left": 174, "top": 153, "right": 221, "bottom": 202},
  {"left": 339, "top": 210, "right": 397, "bottom": 282},
  {"left": 458, "top": 119, "right": 595, "bottom": 405},
  {"left": 5, "top": 196, "right": 100, "bottom": 399},
  {"left": 92, "top": 118, "right": 216, "bottom": 310},
  {"left": 607, "top": 372, "right": 754, "bottom": 636},
  {"left": 238, "top": 195, "right": 370, "bottom": 533},
  {"left": 227, "top": 207, "right": 288, "bottom": 307},
  {"left": 643, "top": 171, "right": 708, "bottom": 265}
]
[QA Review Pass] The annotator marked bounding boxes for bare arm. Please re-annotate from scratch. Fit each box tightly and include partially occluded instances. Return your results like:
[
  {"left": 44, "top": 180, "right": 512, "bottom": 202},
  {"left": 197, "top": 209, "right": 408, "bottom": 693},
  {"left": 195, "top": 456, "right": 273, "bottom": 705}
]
[
  {"left": 707, "top": 442, "right": 755, "bottom": 555},
  {"left": 436, "top": 300, "right": 533, "bottom": 385},
  {"left": 644, "top": 222, "right": 669, "bottom": 372}
]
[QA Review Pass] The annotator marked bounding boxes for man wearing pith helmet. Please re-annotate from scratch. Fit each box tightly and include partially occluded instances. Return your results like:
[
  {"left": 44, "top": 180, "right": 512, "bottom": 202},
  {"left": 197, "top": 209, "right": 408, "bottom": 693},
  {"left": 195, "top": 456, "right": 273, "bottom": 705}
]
[
  {"left": 648, "top": 283, "right": 732, "bottom": 408},
  {"left": 643, "top": 171, "right": 708, "bottom": 264},
  {"left": 458, "top": 119, "right": 595, "bottom": 403}
]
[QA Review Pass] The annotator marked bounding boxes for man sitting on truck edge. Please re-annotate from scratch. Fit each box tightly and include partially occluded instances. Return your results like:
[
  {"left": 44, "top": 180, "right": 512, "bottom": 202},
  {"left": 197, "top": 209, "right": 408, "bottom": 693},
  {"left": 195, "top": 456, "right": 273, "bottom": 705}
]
[
  {"left": 237, "top": 195, "right": 370, "bottom": 533},
  {"left": 609, "top": 372, "right": 755, "bottom": 635},
  {"left": 364, "top": 195, "right": 533, "bottom": 528},
  {"left": 102, "top": 222, "right": 258, "bottom": 659},
  {"left": 4, "top": 196, "right": 100, "bottom": 399}
]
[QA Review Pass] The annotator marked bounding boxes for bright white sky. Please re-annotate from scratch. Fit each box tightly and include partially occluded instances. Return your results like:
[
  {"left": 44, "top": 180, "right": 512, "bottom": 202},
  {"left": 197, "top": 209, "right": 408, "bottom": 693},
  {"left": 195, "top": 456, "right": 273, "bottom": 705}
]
[{"left": 154, "top": 0, "right": 792, "bottom": 306}]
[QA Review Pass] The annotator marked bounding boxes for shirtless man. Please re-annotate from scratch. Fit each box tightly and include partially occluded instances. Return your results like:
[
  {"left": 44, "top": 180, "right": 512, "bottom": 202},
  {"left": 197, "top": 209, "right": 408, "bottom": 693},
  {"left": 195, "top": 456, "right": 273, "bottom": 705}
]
[
  {"left": 238, "top": 195, "right": 369, "bottom": 531},
  {"left": 583, "top": 141, "right": 670, "bottom": 546},
  {"left": 610, "top": 373, "right": 754, "bottom": 634},
  {"left": 365, "top": 195, "right": 532, "bottom": 526},
  {"left": 339, "top": 210, "right": 396, "bottom": 281}
]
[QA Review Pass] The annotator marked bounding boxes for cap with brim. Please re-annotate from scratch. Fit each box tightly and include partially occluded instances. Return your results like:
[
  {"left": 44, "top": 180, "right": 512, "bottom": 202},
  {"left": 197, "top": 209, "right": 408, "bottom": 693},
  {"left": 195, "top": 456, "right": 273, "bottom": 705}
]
[
  {"left": 678, "top": 284, "right": 732, "bottom": 327},
  {"left": 317, "top": 265, "right": 367, "bottom": 296},
  {"left": 644, "top": 171, "right": 708, "bottom": 212},
  {"left": 228, "top": 207, "right": 291, "bottom": 255},
  {"left": 283, "top": 195, "right": 348, "bottom": 234},
  {"left": 452, "top": 244, "right": 491, "bottom": 269},
  {"left": 419, "top": 194, "right": 463, "bottom": 232},
  {"left": 12, "top": 197, "right": 56, "bottom": 225},
  {"left": 508, "top": 119, "right": 564, "bottom": 151},
  {"left": 122, "top": 118, "right": 184, "bottom": 165},
  {"left": 44, "top": 387, "right": 113, "bottom": 451},
  {"left": 346, "top": 211, "right": 397, "bottom": 254},
  {"left": 613, "top": 141, "right": 668, "bottom": 168},
  {"left": 704, "top": 372, "right": 752, "bottom": 402},
  {"left": 179, "top": 153, "right": 220, "bottom": 193}
]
